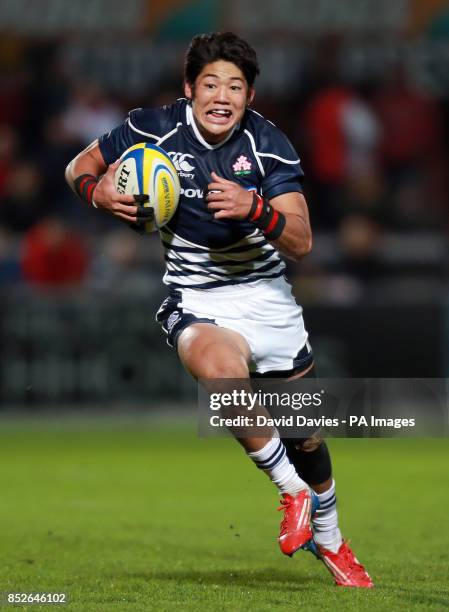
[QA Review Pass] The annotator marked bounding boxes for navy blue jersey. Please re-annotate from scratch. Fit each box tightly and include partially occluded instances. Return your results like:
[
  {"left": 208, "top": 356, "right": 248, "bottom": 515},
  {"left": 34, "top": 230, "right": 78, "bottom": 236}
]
[{"left": 99, "top": 99, "right": 304, "bottom": 289}]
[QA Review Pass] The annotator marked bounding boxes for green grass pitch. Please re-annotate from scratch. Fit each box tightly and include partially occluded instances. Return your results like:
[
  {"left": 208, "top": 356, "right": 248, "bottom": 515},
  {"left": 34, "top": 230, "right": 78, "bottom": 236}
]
[{"left": 0, "top": 416, "right": 448, "bottom": 611}]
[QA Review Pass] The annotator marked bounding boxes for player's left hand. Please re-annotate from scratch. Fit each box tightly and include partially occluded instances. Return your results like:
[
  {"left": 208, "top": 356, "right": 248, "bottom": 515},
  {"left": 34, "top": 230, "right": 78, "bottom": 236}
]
[{"left": 206, "top": 171, "right": 253, "bottom": 220}]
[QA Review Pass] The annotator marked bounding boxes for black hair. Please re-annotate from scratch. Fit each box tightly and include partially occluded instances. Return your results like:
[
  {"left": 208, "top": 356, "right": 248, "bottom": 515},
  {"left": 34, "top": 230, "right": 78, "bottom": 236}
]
[{"left": 184, "top": 32, "right": 260, "bottom": 88}]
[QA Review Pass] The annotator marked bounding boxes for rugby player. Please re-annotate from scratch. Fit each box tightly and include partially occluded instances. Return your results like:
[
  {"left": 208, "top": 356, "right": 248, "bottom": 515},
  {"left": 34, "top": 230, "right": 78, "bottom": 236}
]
[{"left": 66, "top": 32, "right": 373, "bottom": 588}]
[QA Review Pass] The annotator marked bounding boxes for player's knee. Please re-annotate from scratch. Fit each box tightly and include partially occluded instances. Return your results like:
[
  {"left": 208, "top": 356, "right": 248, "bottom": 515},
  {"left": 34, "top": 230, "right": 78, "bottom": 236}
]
[
  {"left": 282, "top": 437, "right": 332, "bottom": 485},
  {"left": 179, "top": 325, "right": 250, "bottom": 380},
  {"left": 201, "top": 352, "right": 248, "bottom": 379},
  {"left": 182, "top": 338, "right": 248, "bottom": 380}
]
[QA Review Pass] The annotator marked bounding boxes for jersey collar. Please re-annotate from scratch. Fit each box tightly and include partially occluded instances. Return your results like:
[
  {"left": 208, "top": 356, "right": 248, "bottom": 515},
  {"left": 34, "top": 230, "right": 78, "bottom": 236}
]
[{"left": 186, "top": 103, "right": 239, "bottom": 150}]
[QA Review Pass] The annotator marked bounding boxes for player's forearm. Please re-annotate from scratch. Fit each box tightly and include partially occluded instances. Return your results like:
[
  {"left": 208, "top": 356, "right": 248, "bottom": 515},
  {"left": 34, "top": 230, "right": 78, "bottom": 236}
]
[
  {"left": 65, "top": 140, "right": 107, "bottom": 192},
  {"left": 270, "top": 213, "right": 312, "bottom": 261},
  {"left": 246, "top": 192, "right": 312, "bottom": 261}
]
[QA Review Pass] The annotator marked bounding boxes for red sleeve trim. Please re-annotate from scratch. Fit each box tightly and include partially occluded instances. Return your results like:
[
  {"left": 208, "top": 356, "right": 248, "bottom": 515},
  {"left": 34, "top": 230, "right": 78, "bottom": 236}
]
[
  {"left": 86, "top": 182, "right": 96, "bottom": 205},
  {"left": 250, "top": 194, "right": 264, "bottom": 221},
  {"left": 264, "top": 210, "right": 279, "bottom": 235}
]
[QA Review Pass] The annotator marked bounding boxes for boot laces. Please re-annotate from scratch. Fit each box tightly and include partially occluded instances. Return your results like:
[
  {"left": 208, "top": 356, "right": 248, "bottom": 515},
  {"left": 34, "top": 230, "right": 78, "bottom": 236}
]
[
  {"left": 341, "top": 541, "right": 368, "bottom": 576},
  {"left": 278, "top": 496, "right": 295, "bottom": 535}
]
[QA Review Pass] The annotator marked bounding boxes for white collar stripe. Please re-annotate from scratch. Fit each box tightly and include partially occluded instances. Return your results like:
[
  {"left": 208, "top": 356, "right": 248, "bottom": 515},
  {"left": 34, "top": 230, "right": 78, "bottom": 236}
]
[
  {"left": 248, "top": 108, "right": 275, "bottom": 127},
  {"left": 127, "top": 117, "right": 159, "bottom": 140},
  {"left": 157, "top": 123, "right": 182, "bottom": 146},
  {"left": 244, "top": 129, "right": 265, "bottom": 177},
  {"left": 186, "top": 105, "right": 238, "bottom": 150}
]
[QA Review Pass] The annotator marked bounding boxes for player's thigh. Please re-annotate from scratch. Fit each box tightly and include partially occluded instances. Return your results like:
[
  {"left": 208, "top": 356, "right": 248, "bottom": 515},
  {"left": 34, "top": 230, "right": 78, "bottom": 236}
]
[{"left": 178, "top": 323, "right": 252, "bottom": 380}]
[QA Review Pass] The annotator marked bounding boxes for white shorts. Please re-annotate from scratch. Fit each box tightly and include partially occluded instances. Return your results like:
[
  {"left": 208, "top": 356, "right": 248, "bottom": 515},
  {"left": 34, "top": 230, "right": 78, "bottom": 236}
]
[{"left": 156, "top": 276, "right": 311, "bottom": 375}]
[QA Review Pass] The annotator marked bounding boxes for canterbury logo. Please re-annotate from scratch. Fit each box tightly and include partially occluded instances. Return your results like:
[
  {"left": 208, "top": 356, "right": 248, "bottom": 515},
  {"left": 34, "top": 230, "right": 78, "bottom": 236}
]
[{"left": 168, "top": 152, "right": 195, "bottom": 172}]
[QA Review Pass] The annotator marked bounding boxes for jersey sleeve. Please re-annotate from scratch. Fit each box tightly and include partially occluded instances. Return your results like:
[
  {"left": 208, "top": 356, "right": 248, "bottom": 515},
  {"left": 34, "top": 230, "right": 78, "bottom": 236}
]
[
  {"left": 258, "top": 125, "right": 305, "bottom": 200},
  {"left": 98, "top": 104, "right": 177, "bottom": 165}
]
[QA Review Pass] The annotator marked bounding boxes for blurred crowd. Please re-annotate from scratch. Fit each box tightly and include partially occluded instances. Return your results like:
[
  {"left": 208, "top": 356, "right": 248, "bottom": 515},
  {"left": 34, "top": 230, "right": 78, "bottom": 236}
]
[{"left": 0, "top": 36, "right": 448, "bottom": 303}]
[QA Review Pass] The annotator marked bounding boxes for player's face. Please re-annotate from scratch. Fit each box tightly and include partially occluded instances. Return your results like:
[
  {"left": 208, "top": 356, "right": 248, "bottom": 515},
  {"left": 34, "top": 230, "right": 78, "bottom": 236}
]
[{"left": 185, "top": 60, "right": 254, "bottom": 144}]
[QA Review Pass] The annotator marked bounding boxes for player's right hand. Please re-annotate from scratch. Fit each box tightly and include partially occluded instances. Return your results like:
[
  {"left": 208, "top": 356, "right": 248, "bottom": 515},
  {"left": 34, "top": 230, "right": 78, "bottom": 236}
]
[{"left": 93, "top": 160, "right": 141, "bottom": 224}]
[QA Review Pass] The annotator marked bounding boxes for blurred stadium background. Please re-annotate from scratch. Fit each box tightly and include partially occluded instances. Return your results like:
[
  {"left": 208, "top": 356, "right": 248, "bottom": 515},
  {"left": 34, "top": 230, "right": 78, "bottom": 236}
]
[{"left": 0, "top": 0, "right": 448, "bottom": 408}]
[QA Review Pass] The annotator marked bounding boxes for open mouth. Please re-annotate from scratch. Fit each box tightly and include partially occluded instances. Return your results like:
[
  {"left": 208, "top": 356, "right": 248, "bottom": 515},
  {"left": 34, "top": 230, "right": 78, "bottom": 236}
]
[{"left": 206, "top": 109, "right": 233, "bottom": 121}]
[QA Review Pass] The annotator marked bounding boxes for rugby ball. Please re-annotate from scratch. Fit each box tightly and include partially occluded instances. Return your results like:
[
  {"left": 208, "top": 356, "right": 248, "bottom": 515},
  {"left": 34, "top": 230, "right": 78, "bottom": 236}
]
[{"left": 114, "top": 142, "right": 180, "bottom": 233}]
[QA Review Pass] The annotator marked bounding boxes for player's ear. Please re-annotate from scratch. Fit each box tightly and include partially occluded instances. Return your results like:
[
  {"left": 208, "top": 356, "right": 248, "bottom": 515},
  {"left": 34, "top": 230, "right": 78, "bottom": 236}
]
[
  {"left": 184, "top": 80, "right": 193, "bottom": 100},
  {"left": 247, "top": 87, "right": 255, "bottom": 106}
]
